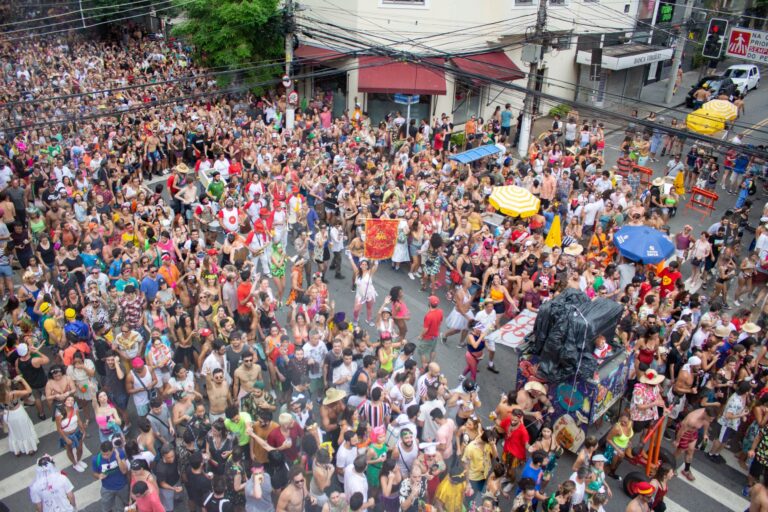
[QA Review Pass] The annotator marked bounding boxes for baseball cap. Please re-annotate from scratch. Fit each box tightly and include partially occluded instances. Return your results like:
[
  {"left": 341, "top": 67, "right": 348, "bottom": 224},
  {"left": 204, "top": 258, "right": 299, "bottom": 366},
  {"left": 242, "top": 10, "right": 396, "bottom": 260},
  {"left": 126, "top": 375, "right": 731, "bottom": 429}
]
[
  {"left": 428, "top": 295, "right": 440, "bottom": 307},
  {"left": 65, "top": 308, "right": 76, "bottom": 320},
  {"left": 39, "top": 302, "right": 51, "bottom": 314},
  {"left": 131, "top": 357, "right": 145, "bottom": 369},
  {"left": 16, "top": 343, "right": 28, "bottom": 357}
]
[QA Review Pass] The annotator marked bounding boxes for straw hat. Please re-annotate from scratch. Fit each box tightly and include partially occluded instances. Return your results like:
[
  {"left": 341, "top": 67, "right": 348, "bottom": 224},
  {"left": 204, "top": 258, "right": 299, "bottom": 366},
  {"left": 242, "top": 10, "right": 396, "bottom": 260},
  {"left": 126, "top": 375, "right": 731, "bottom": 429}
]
[
  {"left": 322, "top": 388, "right": 347, "bottom": 405},
  {"left": 742, "top": 322, "right": 761, "bottom": 334},
  {"left": 175, "top": 163, "right": 192, "bottom": 174},
  {"left": 563, "top": 244, "right": 584, "bottom": 256},
  {"left": 638, "top": 369, "right": 664, "bottom": 385},
  {"left": 714, "top": 325, "right": 732, "bottom": 338},
  {"left": 524, "top": 381, "right": 547, "bottom": 394},
  {"left": 652, "top": 177, "right": 664, "bottom": 187}
]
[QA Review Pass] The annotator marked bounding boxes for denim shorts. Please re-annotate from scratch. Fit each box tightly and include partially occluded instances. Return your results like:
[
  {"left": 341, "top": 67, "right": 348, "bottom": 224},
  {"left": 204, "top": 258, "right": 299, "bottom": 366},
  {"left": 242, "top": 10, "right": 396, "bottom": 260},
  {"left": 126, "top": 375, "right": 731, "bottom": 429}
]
[{"left": 0, "top": 265, "right": 13, "bottom": 277}]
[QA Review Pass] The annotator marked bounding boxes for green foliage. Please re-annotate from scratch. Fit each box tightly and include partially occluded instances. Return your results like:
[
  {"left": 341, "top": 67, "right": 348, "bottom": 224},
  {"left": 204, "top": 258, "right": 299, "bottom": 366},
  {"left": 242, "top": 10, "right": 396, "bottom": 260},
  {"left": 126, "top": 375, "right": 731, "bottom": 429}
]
[
  {"left": 450, "top": 132, "right": 466, "bottom": 148},
  {"left": 172, "top": 0, "right": 285, "bottom": 90},
  {"left": 548, "top": 103, "right": 571, "bottom": 118}
]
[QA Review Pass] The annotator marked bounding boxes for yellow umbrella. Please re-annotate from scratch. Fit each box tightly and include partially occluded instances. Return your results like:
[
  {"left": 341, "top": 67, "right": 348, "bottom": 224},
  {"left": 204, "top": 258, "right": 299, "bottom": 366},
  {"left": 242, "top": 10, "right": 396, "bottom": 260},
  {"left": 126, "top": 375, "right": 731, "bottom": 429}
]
[
  {"left": 686, "top": 108, "right": 725, "bottom": 135},
  {"left": 489, "top": 185, "right": 541, "bottom": 218},
  {"left": 701, "top": 99, "right": 738, "bottom": 121}
]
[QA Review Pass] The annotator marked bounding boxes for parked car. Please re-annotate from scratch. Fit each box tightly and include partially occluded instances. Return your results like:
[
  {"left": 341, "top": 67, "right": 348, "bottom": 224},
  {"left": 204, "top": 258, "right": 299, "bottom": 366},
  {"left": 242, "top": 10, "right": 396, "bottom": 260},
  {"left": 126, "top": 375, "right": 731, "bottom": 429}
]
[
  {"left": 723, "top": 64, "right": 760, "bottom": 95},
  {"left": 685, "top": 75, "right": 738, "bottom": 107}
]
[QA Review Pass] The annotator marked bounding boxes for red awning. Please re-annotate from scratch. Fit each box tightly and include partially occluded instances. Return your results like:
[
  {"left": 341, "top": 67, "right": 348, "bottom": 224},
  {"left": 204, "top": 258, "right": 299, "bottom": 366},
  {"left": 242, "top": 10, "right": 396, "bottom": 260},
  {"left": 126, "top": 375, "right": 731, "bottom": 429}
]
[
  {"left": 451, "top": 51, "right": 525, "bottom": 82},
  {"left": 294, "top": 45, "right": 346, "bottom": 64},
  {"left": 357, "top": 56, "right": 447, "bottom": 95}
]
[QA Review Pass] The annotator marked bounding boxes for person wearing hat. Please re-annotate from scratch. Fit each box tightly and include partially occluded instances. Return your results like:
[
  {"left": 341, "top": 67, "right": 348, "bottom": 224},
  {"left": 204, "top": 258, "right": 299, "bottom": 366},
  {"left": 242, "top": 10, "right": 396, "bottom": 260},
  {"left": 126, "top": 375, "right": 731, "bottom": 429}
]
[
  {"left": 418, "top": 295, "right": 444, "bottom": 369},
  {"left": 516, "top": 381, "right": 554, "bottom": 429},
  {"left": 626, "top": 480, "right": 654, "bottom": 511},
  {"left": 125, "top": 357, "right": 157, "bottom": 418},
  {"left": 630, "top": 369, "right": 665, "bottom": 457},
  {"left": 35, "top": 300, "right": 64, "bottom": 349}
]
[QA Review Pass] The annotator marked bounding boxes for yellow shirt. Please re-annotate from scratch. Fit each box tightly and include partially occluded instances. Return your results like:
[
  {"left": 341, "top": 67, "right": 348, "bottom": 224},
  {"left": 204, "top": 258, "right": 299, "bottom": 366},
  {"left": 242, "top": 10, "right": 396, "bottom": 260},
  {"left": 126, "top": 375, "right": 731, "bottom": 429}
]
[
  {"left": 43, "top": 317, "right": 63, "bottom": 345},
  {"left": 467, "top": 212, "right": 483, "bottom": 232},
  {"left": 462, "top": 440, "right": 492, "bottom": 481}
]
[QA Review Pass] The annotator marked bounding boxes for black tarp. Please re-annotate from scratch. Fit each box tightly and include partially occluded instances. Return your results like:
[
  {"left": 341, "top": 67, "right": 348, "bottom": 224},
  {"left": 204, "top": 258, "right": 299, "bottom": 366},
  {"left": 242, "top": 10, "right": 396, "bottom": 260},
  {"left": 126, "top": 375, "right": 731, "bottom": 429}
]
[{"left": 529, "top": 293, "right": 624, "bottom": 383}]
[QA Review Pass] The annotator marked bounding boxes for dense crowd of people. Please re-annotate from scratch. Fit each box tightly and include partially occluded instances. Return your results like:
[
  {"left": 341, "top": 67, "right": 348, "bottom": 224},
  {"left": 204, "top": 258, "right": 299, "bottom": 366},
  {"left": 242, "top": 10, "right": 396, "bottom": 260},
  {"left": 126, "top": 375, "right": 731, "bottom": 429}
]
[{"left": 2, "top": 25, "right": 768, "bottom": 512}]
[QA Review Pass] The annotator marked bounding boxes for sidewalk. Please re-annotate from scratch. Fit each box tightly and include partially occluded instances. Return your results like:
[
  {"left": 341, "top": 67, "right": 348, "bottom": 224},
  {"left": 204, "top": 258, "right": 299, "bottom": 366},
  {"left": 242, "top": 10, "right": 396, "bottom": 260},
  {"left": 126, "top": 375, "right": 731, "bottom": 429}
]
[{"left": 638, "top": 68, "right": 700, "bottom": 109}]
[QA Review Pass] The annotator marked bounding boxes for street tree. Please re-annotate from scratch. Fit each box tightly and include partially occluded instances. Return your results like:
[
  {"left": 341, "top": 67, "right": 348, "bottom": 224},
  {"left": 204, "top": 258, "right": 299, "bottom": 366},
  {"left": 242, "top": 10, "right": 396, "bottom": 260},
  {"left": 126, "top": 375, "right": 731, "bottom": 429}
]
[{"left": 172, "top": 0, "right": 284, "bottom": 87}]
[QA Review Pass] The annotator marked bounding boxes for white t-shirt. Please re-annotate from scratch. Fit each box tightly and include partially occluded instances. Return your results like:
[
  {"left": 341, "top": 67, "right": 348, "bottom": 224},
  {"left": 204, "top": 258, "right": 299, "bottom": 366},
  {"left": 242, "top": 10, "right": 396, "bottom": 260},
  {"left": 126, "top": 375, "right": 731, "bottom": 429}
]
[
  {"left": 343, "top": 464, "right": 369, "bottom": 502},
  {"left": 474, "top": 309, "right": 497, "bottom": 334},
  {"left": 582, "top": 200, "right": 604, "bottom": 226},
  {"left": 30, "top": 471, "right": 75, "bottom": 512},
  {"left": 336, "top": 444, "right": 360, "bottom": 483},
  {"left": 417, "top": 399, "right": 445, "bottom": 442}
]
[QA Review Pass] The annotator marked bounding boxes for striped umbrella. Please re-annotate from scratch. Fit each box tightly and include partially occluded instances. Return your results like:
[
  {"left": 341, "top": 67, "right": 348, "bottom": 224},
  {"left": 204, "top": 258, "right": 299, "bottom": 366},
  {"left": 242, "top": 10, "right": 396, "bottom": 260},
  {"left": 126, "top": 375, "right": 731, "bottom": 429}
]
[
  {"left": 701, "top": 99, "right": 739, "bottom": 121},
  {"left": 489, "top": 185, "right": 541, "bottom": 218},
  {"left": 686, "top": 108, "right": 725, "bottom": 135}
]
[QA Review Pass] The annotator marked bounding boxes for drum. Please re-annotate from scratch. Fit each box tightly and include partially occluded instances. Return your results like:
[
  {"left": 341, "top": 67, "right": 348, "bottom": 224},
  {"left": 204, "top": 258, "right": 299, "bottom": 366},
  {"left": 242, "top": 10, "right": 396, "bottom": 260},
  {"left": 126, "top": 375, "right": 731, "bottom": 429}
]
[{"left": 207, "top": 220, "right": 222, "bottom": 233}]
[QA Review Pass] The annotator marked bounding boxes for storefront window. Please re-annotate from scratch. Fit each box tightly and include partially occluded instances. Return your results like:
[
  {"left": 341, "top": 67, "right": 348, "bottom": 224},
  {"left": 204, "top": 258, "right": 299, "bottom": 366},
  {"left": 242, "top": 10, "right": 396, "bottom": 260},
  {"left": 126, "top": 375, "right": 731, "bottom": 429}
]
[
  {"left": 452, "top": 80, "right": 481, "bottom": 125},
  {"left": 367, "top": 93, "right": 430, "bottom": 126}
]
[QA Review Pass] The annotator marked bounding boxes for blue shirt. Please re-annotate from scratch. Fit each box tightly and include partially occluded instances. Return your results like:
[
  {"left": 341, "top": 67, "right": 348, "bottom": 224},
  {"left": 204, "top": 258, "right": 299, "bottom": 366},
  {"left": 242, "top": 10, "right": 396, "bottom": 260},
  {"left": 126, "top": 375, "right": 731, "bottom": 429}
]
[
  {"left": 518, "top": 460, "right": 543, "bottom": 493},
  {"left": 501, "top": 110, "right": 513, "bottom": 128},
  {"left": 140, "top": 276, "right": 160, "bottom": 301},
  {"left": 92, "top": 450, "right": 128, "bottom": 491},
  {"left": 115, "top": 277, "right": 140, "bottom": 292},
  {"left": 734, "top": 155, "right": 749, "bottom": 174},
  {"left": 306, "top": 207, "right": 319, "bottom": 235},
  {"left": 80, "top": 252, "right": 99, "bottom": 269}
]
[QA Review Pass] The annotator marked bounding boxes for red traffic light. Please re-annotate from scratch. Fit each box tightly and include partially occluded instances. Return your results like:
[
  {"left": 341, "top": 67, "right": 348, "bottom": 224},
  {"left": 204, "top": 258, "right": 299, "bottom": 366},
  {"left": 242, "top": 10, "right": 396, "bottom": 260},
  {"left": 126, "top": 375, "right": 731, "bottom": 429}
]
[{"left": 712, "top": 26, "right": 719, "bottom": 33}]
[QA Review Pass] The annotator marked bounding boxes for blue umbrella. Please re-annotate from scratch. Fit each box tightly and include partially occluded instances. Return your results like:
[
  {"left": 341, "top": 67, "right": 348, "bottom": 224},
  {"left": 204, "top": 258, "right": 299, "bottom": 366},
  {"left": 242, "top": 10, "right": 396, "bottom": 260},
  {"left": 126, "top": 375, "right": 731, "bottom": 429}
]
[{"left": 612, "top": 226, "right": 674, "bottom": 264}]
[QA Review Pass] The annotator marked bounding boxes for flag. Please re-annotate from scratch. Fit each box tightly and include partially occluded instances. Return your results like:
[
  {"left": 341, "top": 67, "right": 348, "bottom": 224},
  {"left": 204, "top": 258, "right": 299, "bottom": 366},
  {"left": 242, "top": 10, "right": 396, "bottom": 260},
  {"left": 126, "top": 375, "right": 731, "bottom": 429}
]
[
  {"left": 364, "top": 219, "right": 400, "bottom": 260},
  {"left": 545, "top": 215, "right": 562, "bottom": 248}
]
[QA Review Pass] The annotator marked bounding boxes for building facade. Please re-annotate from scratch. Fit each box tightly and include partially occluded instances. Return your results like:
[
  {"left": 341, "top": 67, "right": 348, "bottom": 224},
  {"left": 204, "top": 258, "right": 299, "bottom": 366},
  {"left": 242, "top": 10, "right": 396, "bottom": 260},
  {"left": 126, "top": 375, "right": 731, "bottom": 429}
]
[{"left": 295, "top": 0, "right": 669, "bottom": 125}]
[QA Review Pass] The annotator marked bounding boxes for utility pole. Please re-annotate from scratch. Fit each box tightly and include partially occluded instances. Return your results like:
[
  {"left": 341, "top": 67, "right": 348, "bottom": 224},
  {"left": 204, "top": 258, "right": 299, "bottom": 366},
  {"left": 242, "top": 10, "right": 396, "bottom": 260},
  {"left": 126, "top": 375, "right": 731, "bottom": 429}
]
[
  {"left": 78, "top": 0, "right": 86, "bottom": 28},
  {"left": 518, "top": 0, "right": 548, "bottom": 158},
  {"left": 284, "top": 0, "right": 296, "bottom": 130},
  {"left": 664, "top": 0, "right": 695, "bottom": 104}
]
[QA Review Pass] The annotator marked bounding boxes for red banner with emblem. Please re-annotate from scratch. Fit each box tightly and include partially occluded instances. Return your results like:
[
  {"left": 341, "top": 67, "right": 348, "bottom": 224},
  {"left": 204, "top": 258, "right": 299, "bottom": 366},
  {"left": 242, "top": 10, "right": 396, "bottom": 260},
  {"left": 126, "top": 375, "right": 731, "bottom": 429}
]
[{"left": 364, "top": 219, "right": 399, "bottom": 260}]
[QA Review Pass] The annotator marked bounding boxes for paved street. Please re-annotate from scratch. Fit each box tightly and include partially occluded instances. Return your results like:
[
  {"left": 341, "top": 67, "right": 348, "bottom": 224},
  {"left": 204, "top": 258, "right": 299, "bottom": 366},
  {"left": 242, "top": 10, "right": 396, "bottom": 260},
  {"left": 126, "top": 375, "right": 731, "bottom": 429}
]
[{"left": 2, "top": 77, "right": 768, "bottom": 512}]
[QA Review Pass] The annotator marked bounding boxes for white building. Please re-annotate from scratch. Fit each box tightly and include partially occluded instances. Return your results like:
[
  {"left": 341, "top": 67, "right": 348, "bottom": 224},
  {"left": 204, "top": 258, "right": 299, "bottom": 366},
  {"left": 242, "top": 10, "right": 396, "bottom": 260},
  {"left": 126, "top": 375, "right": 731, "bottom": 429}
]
[{"left": 294, "top": 0, "right": 673, "bottom": 125}]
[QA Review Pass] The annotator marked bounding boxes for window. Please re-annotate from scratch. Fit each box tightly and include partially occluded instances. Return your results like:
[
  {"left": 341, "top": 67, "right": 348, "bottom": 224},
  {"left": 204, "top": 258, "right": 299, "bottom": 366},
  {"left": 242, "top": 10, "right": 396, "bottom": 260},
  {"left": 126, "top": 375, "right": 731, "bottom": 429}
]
[
  {"left": 380, "top": 0, "right": 427, "bottom": 7},
  {"left": 514, "top": 0, "right": 534, "bottom": 5},
  {"left": 452, "top": 80, "right": 481, "bottom": 125},
  {"left": 549, "top": 0, "right": 568, "bottom": 5}
]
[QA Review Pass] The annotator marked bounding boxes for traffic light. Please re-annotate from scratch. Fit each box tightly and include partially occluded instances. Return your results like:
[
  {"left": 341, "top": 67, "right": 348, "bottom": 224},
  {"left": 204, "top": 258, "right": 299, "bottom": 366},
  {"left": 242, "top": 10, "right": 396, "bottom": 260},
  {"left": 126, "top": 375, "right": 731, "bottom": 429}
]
[{"left": 702, "top": 18, "right": 728, "bottom": 58}]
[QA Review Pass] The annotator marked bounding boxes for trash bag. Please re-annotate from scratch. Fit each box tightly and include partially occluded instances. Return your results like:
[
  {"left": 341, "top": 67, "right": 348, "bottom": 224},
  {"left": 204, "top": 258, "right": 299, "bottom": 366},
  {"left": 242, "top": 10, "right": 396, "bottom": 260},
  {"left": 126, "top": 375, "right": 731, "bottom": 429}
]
[
  {"left": 538, "top": 298, "right": 624, "bottom": 383},
  {"left": 527, "top": 288, "right": 589, "bottom": 356}
]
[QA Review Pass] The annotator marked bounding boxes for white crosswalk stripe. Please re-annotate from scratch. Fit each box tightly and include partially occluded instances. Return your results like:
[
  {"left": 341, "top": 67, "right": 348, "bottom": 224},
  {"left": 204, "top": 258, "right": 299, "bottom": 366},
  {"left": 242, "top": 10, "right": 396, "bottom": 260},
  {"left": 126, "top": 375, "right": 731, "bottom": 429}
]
[
  {"left": 663, "top": 499, "right": 689, "bottom": 512},
  {"left": 73, "top": 481, "right": 103, "bottom": 511},
  {"left": 674, "top": 464, "right": 749, "bottom": 512}
]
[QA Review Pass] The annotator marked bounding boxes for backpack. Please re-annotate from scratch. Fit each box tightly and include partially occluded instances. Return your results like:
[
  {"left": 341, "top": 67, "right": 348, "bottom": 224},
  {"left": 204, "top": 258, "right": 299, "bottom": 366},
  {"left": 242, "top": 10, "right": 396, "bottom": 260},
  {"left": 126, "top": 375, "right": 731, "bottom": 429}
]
[{"left": 749, "top": 179, "right": 757, "bottom": 196}]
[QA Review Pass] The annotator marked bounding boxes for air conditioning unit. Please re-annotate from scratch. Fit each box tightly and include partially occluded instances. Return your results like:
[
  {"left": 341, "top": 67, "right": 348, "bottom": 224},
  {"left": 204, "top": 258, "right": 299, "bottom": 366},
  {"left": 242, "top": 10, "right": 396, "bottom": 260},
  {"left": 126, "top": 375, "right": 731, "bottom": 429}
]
[{"left": 552, "top": 34, "right": 572, "bottom": 49}]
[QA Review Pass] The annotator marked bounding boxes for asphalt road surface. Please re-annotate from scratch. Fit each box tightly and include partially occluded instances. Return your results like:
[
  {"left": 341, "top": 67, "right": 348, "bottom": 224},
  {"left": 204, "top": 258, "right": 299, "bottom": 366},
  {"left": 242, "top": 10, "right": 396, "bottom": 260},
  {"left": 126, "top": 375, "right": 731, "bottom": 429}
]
[{"left": 3, "top": 86, "right": 768, "bottom": 511}]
